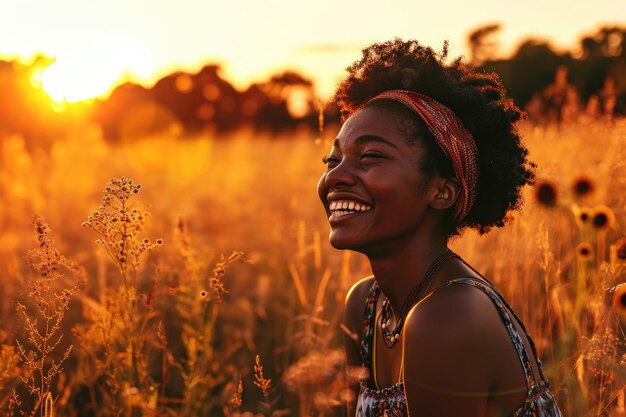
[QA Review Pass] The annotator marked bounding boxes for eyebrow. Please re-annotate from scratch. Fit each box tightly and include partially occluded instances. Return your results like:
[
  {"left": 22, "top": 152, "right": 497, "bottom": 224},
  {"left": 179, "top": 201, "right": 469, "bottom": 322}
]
[{"left": 332, "top": 135, "right": 399, "bottom": 150}]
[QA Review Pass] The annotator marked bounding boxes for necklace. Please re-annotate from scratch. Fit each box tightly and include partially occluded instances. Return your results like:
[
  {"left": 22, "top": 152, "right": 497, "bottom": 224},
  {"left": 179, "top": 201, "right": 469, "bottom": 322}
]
[{"left": 379, "top": 248, "right": 458, "bottom": 348}]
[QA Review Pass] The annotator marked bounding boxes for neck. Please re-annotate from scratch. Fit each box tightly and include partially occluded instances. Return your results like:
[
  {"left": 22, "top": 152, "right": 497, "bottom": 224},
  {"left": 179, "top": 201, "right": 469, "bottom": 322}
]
[{"left": 366, "top": 232, "right": 449, "bottom": 316}]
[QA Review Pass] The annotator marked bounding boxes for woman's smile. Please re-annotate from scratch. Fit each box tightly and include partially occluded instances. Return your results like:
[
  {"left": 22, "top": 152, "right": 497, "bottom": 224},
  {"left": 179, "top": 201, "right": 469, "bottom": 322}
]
[{"left": 328, "top": 199, "right": 372, "bottom": 219}]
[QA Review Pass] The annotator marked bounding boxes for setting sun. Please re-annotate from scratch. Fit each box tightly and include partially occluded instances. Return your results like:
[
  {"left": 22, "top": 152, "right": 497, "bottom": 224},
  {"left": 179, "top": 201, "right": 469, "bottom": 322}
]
[{"left": 40, "top": 32, "right": 153, "bottom": 103}]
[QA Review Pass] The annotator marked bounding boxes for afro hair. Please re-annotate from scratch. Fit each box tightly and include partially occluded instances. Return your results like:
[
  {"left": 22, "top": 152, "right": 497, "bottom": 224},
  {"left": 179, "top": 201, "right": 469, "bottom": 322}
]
[{"left": 334, "top": 38, "right": 535, "bottom": 236}]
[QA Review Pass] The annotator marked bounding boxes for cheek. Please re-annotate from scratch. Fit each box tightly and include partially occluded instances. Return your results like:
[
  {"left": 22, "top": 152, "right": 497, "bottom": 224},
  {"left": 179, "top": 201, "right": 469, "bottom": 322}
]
[{"left": 374, "top": 182, "right": 429, "bottom": 223}]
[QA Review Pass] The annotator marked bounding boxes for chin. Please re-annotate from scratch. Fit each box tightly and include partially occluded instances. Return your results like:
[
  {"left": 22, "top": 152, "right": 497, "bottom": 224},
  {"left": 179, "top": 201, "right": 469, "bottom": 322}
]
[
  {"left": 329, "top": 231, "right": 367, "bottom": 252},
  {"left": 329, "top": 231, "right": 353, "bottom": 250}
]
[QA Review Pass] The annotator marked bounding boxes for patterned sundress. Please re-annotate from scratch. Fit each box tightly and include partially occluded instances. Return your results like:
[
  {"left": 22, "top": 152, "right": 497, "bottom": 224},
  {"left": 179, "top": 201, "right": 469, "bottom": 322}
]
[{"left": 355, "top": 277, "right": 563, "bottom": 417}]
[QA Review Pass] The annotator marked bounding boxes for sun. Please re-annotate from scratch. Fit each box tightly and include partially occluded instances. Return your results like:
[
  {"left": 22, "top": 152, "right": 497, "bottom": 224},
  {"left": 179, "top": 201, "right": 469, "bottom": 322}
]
[{"left": 40, "top": 32, "right": 153, "bottom": 103}]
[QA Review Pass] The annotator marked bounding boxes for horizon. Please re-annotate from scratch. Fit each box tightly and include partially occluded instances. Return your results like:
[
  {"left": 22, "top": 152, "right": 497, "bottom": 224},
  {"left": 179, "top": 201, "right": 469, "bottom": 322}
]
[{"left": 2, "top": 0, "right": 625, "bottom": 102}]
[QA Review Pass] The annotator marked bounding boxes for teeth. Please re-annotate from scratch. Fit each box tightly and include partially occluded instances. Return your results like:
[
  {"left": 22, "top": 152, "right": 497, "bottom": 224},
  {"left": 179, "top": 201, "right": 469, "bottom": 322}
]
[{"left": 328, "top": 200, "right": 372, "bottom": 216}]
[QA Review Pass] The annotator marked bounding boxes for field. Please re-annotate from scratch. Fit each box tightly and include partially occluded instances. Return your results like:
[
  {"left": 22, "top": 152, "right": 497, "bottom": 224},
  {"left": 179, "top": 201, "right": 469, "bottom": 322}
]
[{"left": 1, "top": 118, "right": 625, "bottom": 417}]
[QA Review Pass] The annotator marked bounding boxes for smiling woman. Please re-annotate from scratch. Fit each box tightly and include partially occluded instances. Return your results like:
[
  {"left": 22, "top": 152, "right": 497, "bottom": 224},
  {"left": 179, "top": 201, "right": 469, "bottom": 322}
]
[{"left": 318, "top": 39, "right": 564, "bottom": 417}]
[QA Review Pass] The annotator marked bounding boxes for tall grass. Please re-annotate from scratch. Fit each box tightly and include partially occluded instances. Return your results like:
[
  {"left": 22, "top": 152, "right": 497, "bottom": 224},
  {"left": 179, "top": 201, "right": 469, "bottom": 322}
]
[{"left": 0, "top": 119, "right": 624, "bottom": 416}]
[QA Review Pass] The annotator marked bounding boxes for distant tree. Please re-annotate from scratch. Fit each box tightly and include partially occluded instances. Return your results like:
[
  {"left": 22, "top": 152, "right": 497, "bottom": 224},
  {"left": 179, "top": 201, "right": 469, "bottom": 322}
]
[
  {"left": 151, "top": 65, "right": 241, "bottom": 134},
  {"left": 479, "top": 39, "right": 566, "bottom": 107},
  {"left": 467, "top": 23, "right": 501, "bottom": 66},
  {"left": 91, "top": 82, "right": 163, "bottom": 140},
  {"left": 246, "top": 70, "right": 316, "bottom": 133},
  {"left": 581, "top": 26, "right": 625, "bottom": 59}
]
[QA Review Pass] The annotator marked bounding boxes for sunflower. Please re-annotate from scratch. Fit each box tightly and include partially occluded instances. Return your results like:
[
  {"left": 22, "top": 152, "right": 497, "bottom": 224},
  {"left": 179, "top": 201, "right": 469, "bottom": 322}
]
[
  {"left": 572, "top": 176, "right": 594, "bottom": 198},
  {"left": 576, "top": 242, "right": 593, "bottom": 261},
  {"left": 591, "top": 205, "right": 616, "bottom": 231},
  {"left": 612, "top": 283, "right": 626, "bottom": 315},
  {"left": 535, "top": 181, "right": 558, "bottom": 207},
  {"left": 571, "top": 204, "right": 593, "bottom": 227}
]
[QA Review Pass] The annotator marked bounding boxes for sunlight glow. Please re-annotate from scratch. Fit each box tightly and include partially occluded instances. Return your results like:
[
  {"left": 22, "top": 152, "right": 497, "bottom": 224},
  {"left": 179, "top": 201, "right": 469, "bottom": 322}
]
[{"left": 40, "top": 32, "right": 153, "bottom": 103}]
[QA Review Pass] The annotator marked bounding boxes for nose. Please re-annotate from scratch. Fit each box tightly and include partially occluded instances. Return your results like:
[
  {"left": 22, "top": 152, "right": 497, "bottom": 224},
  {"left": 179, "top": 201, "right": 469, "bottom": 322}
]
[
  {"left": 323, "top": 158, "right": 357, "bottom": 189},
  {"left": 317, "top": 157, "right": 356, "bottom": 203}
]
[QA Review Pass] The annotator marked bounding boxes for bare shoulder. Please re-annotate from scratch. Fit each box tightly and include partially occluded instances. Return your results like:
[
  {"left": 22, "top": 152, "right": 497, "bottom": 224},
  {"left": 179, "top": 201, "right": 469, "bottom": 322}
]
[
  {"left": 401, "top": 281, "right": 519, "bottom": 416},
  {"left": 406, "top": 279, "right": 500, "bottom": 336},
  {"left": 404, "top": 281, "right": 503, "bottom": 370}
]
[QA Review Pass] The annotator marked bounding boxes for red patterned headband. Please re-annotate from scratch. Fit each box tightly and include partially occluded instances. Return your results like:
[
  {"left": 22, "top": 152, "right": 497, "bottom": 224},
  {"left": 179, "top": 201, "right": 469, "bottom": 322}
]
[{"left": 367, "top": 90, "right": 479, "bottom": 223}]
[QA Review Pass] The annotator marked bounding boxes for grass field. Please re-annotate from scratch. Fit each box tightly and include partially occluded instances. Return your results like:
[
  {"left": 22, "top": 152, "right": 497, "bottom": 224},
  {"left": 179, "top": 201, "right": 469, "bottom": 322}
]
[{"left": 1, "top": 118, "right": 625, "bottom": 417}]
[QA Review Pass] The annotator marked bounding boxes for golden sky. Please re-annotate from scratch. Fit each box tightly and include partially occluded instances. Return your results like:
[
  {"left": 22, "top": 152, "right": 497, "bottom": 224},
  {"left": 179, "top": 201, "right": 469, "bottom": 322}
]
[{"left": 2, "top": 0, "right": 624, "bottom": 101}]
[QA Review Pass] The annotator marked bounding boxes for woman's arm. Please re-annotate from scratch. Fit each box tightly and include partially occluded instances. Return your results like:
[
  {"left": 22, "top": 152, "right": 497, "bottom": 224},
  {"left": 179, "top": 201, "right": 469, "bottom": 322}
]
[{"left": 342, "top": 276, "right": 375, "bottom": 416}]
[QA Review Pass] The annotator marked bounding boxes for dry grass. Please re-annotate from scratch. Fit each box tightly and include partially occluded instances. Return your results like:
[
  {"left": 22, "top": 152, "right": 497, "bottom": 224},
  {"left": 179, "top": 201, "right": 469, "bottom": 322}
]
[{"left": 0, "top": 118, "right": 625, "bottom": 416}]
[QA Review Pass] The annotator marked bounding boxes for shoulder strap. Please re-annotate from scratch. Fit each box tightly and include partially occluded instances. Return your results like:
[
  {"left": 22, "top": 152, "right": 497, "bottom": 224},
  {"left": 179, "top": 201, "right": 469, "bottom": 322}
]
[
  {"left": 443, "top": 277, "right": 544, "bottom": 389},
  {"left": 360, "top": 281, "right": 381, "bottom": 370}
]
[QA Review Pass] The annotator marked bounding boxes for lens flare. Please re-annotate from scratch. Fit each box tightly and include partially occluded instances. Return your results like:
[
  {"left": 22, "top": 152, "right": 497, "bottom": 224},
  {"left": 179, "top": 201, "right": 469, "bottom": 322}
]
[{"left": 40, "top": 32, "right": 153, "bottom": 103}]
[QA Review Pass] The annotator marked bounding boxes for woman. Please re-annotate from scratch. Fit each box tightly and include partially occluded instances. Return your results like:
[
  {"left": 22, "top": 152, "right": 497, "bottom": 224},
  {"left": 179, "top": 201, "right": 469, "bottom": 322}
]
[{"left": 317, "top": 39, "right": 563, "bottom": 417}]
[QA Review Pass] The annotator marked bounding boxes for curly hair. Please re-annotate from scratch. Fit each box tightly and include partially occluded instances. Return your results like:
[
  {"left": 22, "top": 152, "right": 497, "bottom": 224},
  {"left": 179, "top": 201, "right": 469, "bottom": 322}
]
[{"left": 334, "top": 38, "right": 535, "bottom": 236}]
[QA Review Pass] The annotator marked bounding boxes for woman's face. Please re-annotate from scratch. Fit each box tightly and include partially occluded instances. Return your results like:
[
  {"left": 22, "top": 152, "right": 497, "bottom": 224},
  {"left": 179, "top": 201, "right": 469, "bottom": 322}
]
[{"left": 317, "top": 105, "right": 438, "bottom": 253}]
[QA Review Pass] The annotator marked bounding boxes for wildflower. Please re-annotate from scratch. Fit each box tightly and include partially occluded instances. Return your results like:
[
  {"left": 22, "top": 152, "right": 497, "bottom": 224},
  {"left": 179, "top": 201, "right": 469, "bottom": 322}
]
[
  {"left": 253, "top": 355, "right": 271, "bottom": 394},
  {"left": 572, "top": 176, "right": 594, "bottom": 197},
  {"left": 535, "top": 181, "right": 558, "bottom": 207},
  {"left": 576, "top": 242, "right": 593, "bottom": 261},
  {"left": 209, "top": 251, "right": 245, "bottom": 303},
  {"left": 16, "top": 215, "right": 84, "bottom": 416},
  {"left": 612, "top": 283, "right": 626, "bottom": 315},
  {"left": 229, "top": 378, "right": 243, "bottom": 408},
  {"left": 591, "top": 205, "right": 615, "bottom": 231},
  {"left": 82, "top": 177, "right": 160, "bottom": 281}
]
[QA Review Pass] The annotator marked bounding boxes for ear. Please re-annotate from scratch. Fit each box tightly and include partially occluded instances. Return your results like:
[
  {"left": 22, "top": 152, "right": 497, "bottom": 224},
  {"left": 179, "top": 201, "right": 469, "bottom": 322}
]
[{"left": 429, "top": 177, "right": 460, "bottom": 211}]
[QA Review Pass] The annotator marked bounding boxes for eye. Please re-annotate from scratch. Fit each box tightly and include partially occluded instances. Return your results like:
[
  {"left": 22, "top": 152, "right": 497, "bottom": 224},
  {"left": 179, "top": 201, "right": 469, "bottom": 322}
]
[
  {"left": 359, "top": 150, "right": 386, "bottom": 162},
  {"left": 322, "top": 155, "right": 341, "bottom": 168}
]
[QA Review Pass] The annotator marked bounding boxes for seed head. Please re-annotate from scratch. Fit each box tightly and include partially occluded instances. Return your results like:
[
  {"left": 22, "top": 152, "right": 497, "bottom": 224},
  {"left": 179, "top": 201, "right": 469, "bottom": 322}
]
[
  {"left": 612, "top": 283, "right": 626, "bottom": 315},
  {"left": 253, "top": 355, "right": 271, "bottom": 395}
]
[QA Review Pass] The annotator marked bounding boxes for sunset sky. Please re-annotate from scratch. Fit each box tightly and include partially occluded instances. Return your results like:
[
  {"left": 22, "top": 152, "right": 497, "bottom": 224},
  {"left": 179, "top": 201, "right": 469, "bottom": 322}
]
[{"left": 1, "top": 0, "right": 624, "bottom": 101}]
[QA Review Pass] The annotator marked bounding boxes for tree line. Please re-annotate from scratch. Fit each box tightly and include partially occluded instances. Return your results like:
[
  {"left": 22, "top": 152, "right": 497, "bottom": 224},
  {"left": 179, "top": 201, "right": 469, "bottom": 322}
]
[{"left": 1, "top": 24, "right": 624, "bottom": 146}]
